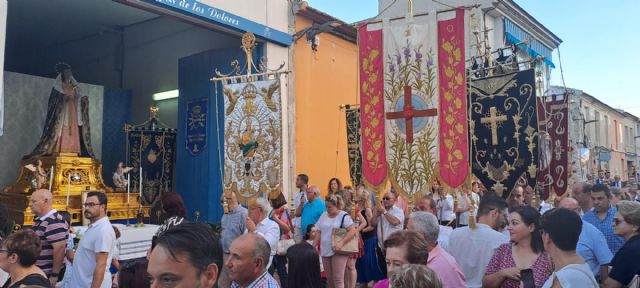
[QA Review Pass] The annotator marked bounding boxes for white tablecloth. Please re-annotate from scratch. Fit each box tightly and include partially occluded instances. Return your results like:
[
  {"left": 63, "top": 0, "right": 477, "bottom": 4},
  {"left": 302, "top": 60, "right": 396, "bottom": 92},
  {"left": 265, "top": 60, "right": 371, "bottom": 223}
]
[{"left": 75, "top": 224, "right": 159, "bottom": 261}]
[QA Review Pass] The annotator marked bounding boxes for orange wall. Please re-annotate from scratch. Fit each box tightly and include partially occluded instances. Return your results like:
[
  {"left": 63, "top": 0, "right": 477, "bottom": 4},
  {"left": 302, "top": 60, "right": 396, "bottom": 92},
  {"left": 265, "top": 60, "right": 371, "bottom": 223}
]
[{"left": 294, "top": 16, "right": 358, "bottom": 198}]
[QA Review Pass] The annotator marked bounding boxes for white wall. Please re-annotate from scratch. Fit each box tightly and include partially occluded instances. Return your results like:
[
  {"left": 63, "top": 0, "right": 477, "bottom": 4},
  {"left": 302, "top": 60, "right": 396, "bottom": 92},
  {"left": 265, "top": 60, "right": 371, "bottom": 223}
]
[{"left": 199, "top": 0, "right": 289, "bottom": 32}]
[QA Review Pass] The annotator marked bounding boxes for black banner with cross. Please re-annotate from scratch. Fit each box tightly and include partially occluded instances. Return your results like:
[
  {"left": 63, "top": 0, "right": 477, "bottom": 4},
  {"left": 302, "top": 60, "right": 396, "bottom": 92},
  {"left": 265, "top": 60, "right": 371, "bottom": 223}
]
[{"left": 470, "top": 69, "right": 539, "bottom": 198}]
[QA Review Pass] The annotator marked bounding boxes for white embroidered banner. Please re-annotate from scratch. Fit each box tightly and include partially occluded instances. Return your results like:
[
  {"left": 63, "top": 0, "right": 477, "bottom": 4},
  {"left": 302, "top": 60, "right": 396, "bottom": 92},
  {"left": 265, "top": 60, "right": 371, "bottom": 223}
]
[{"left": 383, "top": 14, "right": 439, "bottom": 197}]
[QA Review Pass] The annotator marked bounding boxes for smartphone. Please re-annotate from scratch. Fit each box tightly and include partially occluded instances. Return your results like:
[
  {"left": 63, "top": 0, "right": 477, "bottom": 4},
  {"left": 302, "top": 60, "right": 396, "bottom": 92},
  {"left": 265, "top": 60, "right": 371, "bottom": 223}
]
[{"left": 520, "top": 268, "right": 535, "bottom": 288}]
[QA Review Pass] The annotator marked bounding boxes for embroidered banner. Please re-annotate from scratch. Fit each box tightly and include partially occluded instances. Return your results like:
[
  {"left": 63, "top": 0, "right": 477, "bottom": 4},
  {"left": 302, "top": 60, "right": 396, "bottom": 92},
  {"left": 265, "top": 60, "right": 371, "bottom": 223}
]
[
  {"left": 222, "top": 76, "right": 282, "bottom": 203},
  {"left": 359, "top": 23, "right": 387, "bottom": 193},
  {"left": 536, "top": 97, "right": 552, "bottom": 198},
  {"left": 470, "top": 69, "right": 538, "bottom": 198},
  {"left": 128, "top": 129, "right": 177, "bottom": 205},
  {"left": 542, "top": 94, "right": 569, "bottom": 199},
  {"left": 438, "top": 8, "right": 468, "bottom": 188},
  {"left": 383, "top": 15, "right": 439, "bottom": 197},
  {"left": 345, "top": 107, "right": 363, "bottom": 187},
  {"left": 186, "top": 98, "right": 208, "bottom": 155}
]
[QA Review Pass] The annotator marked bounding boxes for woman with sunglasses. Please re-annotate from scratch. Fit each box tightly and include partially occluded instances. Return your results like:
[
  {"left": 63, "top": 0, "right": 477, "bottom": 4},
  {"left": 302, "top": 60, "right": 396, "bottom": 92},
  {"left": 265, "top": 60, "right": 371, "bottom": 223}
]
[
  {"left": 0, "top": 230, "right": 50, "bottom": 288},
  {"left": 603, "top": 200, "right": 640, "bottom": 288},
  {"left": 316, "top": 194, "right": 357, "bottom": 288}
]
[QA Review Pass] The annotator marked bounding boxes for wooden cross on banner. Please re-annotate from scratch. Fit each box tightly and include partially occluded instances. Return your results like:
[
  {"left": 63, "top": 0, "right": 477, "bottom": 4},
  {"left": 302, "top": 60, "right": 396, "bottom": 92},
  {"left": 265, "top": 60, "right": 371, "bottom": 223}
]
[
  {"left": 386, "top": 85, "right": 438, "bottom": 143},
  {"left": 481, "top": 107, "right": 507, "bottom": 146}
]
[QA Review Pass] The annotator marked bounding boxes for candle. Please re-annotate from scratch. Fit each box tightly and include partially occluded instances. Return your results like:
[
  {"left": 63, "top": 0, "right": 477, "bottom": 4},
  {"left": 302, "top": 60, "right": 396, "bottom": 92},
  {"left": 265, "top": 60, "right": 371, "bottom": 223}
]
[
  {"left": 66, "top": 174, "right": 71, "bottom": 208},
  {"left": 127, "top": 173, "right": 130, "bottom": 204},
  {"left": 48, "top": 165, "right": 54, "bottom": 192},
  {"left": 139, "top": 166, "right": 143, "bottom": 198}
]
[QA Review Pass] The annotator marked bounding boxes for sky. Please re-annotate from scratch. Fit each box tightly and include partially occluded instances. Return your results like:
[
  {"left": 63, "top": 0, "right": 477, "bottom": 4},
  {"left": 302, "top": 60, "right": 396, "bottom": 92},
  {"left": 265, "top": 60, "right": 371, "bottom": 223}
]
[{"left": 306, "top": 0, "right": 640, "bottom": 117}]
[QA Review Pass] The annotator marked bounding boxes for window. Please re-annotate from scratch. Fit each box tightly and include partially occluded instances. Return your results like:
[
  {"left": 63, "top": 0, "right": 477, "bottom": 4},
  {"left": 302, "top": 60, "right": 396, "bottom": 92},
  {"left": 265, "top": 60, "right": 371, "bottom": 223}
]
[{"left": 604, "top": 115, "right": 609, "bottom": 148}]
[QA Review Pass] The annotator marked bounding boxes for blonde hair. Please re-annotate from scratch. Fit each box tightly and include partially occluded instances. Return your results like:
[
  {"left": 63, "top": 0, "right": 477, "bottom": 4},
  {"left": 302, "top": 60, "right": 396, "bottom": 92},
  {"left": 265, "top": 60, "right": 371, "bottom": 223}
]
[
  {"left": 358, "top": 188, "right": 371, "bottom": 209},
  {"left": 390, "top": 264, "right": 442, "bottom": 288},
  {"left": 326, "top": 194, "right": 345, "bottom": 210},
  {"left": 617, "top": 200, "right": 640, "bottom": 229}
]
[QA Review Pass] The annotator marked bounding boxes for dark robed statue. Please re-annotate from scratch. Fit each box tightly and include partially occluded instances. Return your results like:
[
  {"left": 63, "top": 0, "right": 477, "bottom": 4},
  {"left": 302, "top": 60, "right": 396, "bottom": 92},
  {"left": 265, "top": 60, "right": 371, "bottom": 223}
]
[{"left": 25, "top": 63, "right": 95, "bottom": 159}]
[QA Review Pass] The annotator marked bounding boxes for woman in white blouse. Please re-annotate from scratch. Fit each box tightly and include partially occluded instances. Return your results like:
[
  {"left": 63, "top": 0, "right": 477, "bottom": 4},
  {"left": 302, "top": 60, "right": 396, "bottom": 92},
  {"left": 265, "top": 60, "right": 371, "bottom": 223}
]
[{"left": 316, "top": 194, "right": 357, "bottom": 288}]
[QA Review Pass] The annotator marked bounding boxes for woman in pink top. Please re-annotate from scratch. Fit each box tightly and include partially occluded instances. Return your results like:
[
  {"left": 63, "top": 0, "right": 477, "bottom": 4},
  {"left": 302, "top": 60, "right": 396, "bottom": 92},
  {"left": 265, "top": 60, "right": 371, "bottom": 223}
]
[{"left": 483, "top": 206, "right": 552, "bottom": 288}]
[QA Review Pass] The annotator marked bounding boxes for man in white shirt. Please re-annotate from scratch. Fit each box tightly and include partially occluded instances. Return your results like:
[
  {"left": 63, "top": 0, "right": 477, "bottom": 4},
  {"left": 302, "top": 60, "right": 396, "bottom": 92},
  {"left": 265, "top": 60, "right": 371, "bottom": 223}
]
[
  {"left": 292, "top": 174, "right": 308, "bottom": 242},
  {"left": 70, "top": 191, "right": 116, "bottom": 288},
  {"left": 246, "top": 197, "right": 279, "bottom": 270},
  {"left": 448, "top": 196, "right": 509, "bottom": 288},
  {"left": 371, "top": 190, "right": 404, "bottom": 248}
]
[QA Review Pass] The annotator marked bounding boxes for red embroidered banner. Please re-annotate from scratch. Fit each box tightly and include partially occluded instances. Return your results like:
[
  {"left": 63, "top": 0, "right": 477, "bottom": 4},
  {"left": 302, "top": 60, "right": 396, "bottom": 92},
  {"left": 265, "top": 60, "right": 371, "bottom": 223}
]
[
  {"left": 359, "top": 23, "right": 387, "bottom": 192},
  {"left": 536, "top": 97, "right": 552, "bottom": 199},
  {"left": 538, "top": 95, "right": 569, "bottom": 200},
  {"left": 438, "top": 9, "right": 468, "bottom": 188}
]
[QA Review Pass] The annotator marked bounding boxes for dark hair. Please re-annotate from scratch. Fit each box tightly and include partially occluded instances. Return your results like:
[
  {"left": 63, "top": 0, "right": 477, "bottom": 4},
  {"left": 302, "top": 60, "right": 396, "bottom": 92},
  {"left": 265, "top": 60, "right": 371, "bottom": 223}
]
[
  {"left": 161, "top": 192, "right": 186, "bottom": 218},
  {"left": 328, "top": 178, "right": 343, "bottom": 194},
  {"left": 303, "top": 224, "right": 316, "bottom": 241},
  {"left": 0, "top": 203, "right": 11, "bottom": 237},
  {"left": 55, "top": 62, "right": 71, "bottom": 74},
  {"left": 154, "top": 223, "right": 223, "bottom": 278},
  {"left": 510, "top": 206, "right": 544, "bottom": 254},
  {"left": 477, "top": 196, "right": 507, "bottom": 217},
  {"left": 286, "top": 243, "right": 322, "bottom": 288},
  {"left": 297, "top": 174, "right": 309, "bottom": 185},
  {"left": 270, "top": 193, "right": 287, "bottom": 210},
  {"left": 418, "top": 194, "right": 437, "bottom": 212},
  {"left": 540, "top": 208, "right": 582, "bottom": 251},
  {"left": 58, "top": 211, "right": 72, "bottom": 227},
  {"left": 383, "top": 230, "right": 429, "bottom": 265},
  {"left": 118, "top": 259, "right": 150, "bottom": 288},
  {"left": 591, "top": 184, "right": 612, "bottom": 198},
  {"left": 87, "top": 191, "right": 108, "bottom": 209},
  {"left": 3, "top": 229, "right": 41, "bottom": 267},
  {"left": 112, "top": 225, "right": 121, "bottom": 239}
]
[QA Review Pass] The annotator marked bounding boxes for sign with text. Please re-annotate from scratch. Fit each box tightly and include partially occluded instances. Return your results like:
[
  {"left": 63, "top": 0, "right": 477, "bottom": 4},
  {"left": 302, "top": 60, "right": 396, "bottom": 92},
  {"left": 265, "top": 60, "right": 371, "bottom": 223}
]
[{"left": 138, "top": 0, "right": 292, "bottom": 46}]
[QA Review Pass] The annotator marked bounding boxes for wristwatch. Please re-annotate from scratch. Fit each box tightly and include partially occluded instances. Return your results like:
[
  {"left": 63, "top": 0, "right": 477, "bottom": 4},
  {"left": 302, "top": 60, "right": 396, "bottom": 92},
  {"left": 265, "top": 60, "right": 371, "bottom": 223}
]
[{"left": 383, "top": 211, "right": 388, "bottom": 216}]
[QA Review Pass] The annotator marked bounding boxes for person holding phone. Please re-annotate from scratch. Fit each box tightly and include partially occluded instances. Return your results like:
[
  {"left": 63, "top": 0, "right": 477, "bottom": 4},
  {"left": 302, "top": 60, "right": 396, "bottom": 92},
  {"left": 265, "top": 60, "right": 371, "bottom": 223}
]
[{"left": 483, "top": 206, "right": 552, "bottom": 288}]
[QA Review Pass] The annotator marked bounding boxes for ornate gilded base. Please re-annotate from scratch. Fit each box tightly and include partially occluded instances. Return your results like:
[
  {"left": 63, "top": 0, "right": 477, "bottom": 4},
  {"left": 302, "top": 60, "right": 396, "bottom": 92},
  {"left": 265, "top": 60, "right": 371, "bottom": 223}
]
[{"left": 1, "top": 155, "right": 150, "bottom": 226}]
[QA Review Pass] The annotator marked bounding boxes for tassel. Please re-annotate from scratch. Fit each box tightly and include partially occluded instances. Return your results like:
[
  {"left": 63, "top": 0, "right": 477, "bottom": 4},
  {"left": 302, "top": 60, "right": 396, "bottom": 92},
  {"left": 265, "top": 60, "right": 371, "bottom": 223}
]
[{"left": 469, "top": 191, "right": 477, "bottom": 229}]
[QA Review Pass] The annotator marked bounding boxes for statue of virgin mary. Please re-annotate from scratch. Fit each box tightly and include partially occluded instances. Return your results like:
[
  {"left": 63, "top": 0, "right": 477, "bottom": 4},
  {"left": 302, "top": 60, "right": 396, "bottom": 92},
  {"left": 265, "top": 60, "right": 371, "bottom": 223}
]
[{"left": 24, "top": 63, "right": 95, "bottom": 159}]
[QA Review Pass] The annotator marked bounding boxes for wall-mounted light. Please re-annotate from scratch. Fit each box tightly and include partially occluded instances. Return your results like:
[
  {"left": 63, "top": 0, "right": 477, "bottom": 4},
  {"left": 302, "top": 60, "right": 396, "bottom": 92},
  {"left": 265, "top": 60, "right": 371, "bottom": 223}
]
[{"left": 153, "top": 89, "right": 179, "bottom": 101}]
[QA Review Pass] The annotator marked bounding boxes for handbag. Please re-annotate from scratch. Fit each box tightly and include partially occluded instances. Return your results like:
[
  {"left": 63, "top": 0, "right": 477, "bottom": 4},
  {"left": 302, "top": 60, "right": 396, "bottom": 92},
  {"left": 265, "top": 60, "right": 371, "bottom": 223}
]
[
  {"left": 332, "top": 213, "right": 359, "bottom": 255},
  {"left": 276, "top": 209, "right": 295, "bottom": 255}
]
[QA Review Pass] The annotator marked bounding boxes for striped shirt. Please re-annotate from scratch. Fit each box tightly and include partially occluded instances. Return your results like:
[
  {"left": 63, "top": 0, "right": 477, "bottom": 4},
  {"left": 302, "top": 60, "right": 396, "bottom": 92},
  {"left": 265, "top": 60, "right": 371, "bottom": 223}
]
[
  {"left": 32, "top": 209, "right": 69, "bottom": 275},
  {"left": 231, "top": 271, "right": 280, "bottom": 288}
]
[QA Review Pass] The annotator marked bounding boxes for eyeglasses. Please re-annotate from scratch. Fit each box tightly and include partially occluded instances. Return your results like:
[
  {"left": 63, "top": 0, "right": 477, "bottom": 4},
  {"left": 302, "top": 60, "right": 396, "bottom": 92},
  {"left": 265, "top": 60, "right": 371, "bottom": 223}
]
[
  {"left": 382, "top": 197, "right": 392, "bottom": 201},
  {"left": 0, "top": 249, "right": 11, "bottom": 255},
  {"left": 83, "top": 202, "right": 101, "bottom": 208},
  {"left": 613, "top": 218, "right": 624, "bottom": 226}
]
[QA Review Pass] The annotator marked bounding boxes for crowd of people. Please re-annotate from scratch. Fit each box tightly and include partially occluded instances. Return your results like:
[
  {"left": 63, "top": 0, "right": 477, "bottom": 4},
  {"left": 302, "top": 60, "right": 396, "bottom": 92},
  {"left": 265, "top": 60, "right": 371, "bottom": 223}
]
[{"left": 1, "top": 174, "right": 639, "bottom": 288}]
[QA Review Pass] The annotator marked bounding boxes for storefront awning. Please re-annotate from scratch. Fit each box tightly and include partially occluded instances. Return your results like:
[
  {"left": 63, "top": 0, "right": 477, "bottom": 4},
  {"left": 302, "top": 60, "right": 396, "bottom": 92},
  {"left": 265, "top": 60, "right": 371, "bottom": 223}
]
[{"left": 504, "top": 19, "right": 555, "bottom": 68}]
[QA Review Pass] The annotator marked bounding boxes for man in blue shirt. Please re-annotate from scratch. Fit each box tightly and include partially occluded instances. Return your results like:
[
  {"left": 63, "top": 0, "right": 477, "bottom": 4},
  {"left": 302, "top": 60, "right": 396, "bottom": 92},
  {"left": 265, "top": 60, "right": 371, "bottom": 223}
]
[
  {"left": 583, "top": 184, "right": 625, "bottom": 255},
  {"left": 295, "top": 185, "right": 326, "bottom": 236},
  {"left": 560, "top": 198, "right": 613, "bottom": 281}
]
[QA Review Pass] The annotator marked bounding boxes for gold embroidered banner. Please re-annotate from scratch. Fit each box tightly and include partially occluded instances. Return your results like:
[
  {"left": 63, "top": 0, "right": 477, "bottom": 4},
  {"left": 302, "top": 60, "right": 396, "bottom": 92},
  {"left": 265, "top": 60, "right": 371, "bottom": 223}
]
[
  {"left": 359, "top": 23, "right": 388, "bottom": 193},
  {"left": 438, "top": 8, "right": 468, "bottom": 189}
]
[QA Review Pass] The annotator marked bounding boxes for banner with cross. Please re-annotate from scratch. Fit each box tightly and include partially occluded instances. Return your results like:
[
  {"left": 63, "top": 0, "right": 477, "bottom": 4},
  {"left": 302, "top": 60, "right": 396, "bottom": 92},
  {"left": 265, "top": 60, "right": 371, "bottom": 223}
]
[
  {"left": 383, "top": 15, "right": 439, "bottom": 198},
  {"left": 469, "top": 69, "right": 539, "bottom": 198}
]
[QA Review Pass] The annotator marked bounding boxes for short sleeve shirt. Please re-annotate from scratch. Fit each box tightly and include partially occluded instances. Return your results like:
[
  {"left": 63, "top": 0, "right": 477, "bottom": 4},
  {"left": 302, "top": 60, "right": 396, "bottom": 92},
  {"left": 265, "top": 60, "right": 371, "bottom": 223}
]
[
  {"left": 32, "top": 209, "right": 69, "bottom": 275},
  {"left": 301, "top": 198, "right": 326, "bottom": 234},
  {"left": 576, "top": 220, "right": 613, "bottom": 277},
  {"left": 316, "top": 211, "right": 354, "bottom": 257},
  {"left": 69, "top": 216, "right": 115, "bottom": 288},
  {"left": 609, "top": 235, "right": 640, "bottom": 285},
  {"left": 485, "top": 243, "right": 553, "bottom": 288}
]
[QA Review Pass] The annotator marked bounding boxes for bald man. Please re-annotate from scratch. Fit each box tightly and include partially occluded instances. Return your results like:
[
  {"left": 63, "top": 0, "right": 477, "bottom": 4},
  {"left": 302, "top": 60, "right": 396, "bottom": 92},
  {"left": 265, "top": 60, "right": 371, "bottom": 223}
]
[
  {"left": 571, "top": 182, "right": 593, "bottom": 215},
  {"left": 30, "top": 189, "right": 69, "bottom": 286},
  {"left": 559, "top": 198, "right": 612, "bottom": 282}
]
